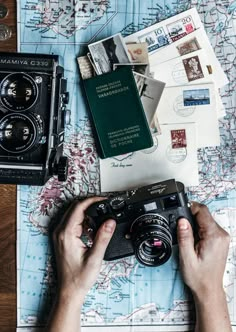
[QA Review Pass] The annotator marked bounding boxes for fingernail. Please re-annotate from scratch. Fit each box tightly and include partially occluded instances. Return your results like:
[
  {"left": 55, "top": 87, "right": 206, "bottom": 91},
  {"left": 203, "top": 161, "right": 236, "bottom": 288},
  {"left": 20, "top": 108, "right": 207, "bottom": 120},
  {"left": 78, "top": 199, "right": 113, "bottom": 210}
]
[
  {"left": 178, "top": 218, "right": 189, "bottom": 230},
  {"left": 104, "top": 219, "right": 116, "bottom": 233}
]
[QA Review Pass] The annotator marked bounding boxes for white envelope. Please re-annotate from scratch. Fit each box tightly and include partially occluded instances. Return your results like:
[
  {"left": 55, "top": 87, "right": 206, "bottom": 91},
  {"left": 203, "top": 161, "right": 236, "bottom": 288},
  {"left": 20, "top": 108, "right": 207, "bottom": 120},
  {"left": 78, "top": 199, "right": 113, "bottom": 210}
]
[
  {"left": 148, "top": 29, "right": 228, "bottom": 89},
  {"left": 125, "top": 8, "right": 228, "bottom": 89},
  {"left": 100, "top": 123, "right": 199, "bottom": 192},
  {"left": 125, "top": 8, "right": 203, "bottom": 53},
  {"left": 156, "top": 83, "right": 220, "bottom": 148},
  {"left": 151, "top": 49, "right": 214, "bottom": 87}
]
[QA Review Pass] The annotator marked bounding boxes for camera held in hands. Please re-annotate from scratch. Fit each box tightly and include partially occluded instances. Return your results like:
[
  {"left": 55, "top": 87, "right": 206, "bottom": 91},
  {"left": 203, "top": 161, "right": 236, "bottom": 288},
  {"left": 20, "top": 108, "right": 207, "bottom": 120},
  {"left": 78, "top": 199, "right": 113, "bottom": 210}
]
[
  {"left": 86, "top": 179, "right": 193, "bottom": 267},
  {"left": 0, "top": 52, "right": 70, "bottom": 185}
]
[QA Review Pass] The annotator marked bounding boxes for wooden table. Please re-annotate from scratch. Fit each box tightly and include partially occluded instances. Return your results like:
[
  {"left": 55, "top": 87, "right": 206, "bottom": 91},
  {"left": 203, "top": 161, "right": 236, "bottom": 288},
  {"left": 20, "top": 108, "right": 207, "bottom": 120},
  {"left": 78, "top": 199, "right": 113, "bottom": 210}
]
[{"left": 0, "top": 1, "right": 17, "bottom": 331}]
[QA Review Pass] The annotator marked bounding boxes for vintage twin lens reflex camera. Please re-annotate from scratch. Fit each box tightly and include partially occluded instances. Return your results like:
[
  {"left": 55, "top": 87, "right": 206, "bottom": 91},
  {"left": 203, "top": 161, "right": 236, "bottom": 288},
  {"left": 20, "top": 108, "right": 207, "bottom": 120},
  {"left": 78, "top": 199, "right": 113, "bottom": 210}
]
[
  {"left": 86, "top": 179, "right": 193, "bottom": 267},
  {"left": 0, "top": 52, "right": 70, "bottom": 185}
]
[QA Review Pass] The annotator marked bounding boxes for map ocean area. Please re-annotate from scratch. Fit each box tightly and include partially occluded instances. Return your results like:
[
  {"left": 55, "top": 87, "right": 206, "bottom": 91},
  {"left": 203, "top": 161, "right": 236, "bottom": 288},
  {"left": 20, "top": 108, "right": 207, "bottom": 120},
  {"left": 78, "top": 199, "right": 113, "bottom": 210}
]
[{"left": 17, "top": 0, "right": 236, "bottom": 331}]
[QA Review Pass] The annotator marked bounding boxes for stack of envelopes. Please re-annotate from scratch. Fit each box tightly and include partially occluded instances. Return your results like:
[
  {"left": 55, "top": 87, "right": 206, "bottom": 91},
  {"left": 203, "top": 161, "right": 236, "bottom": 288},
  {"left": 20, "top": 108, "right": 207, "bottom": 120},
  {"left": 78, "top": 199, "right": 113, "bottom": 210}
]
[{"left": 79, "top": 7, "right": 228, "bottom": 192}]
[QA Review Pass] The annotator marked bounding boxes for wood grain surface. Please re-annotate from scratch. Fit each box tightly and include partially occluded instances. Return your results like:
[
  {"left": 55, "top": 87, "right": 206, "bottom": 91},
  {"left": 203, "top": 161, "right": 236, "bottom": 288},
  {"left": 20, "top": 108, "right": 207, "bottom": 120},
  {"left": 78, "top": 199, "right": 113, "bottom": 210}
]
[{"left": 0, "top": 0, "right": 17, "bottom": 331}]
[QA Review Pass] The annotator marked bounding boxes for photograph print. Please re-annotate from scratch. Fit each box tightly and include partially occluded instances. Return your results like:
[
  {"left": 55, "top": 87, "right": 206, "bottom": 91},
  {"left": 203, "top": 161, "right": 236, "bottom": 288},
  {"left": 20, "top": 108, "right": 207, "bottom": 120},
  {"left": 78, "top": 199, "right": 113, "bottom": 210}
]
[{"left": 88, "top": 33, "right": 130, "bottom": 74}]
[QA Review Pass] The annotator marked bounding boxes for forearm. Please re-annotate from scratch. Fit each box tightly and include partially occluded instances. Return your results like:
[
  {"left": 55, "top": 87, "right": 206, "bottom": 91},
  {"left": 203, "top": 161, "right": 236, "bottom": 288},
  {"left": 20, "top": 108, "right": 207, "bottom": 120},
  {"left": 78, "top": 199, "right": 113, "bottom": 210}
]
[
  {"left": 194, "top": 288, "right": 232, "bottom": 332},
  {"left": 47, "top": 290, "right": 85, "bottom": 332}
]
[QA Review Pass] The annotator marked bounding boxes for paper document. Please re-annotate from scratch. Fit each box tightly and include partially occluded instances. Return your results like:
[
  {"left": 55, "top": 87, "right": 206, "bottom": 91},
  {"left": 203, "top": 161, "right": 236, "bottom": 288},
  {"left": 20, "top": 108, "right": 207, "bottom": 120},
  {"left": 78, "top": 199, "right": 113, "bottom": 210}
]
[
  {"left": 147, "top": 29, "right": 228, "bottom": 88},
  {"left": 100, "top": 123, "right": 198, "bottom": 192},
  {"left": 156, "top": 83, "right": 220, "bottom": 148},
  {"left": 125, "top": 8, "right": 202, "bottom": 54},
  {"left": 150, "top": 49, "right": 214, "bottom": 86}
]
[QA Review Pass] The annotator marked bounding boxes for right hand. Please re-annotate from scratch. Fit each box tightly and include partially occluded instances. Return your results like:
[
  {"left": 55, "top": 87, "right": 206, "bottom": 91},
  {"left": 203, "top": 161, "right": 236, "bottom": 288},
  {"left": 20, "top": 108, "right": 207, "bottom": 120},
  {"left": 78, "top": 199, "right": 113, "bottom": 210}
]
[{"left": 177, "top": 202, "right": 230, "bottom": 297}]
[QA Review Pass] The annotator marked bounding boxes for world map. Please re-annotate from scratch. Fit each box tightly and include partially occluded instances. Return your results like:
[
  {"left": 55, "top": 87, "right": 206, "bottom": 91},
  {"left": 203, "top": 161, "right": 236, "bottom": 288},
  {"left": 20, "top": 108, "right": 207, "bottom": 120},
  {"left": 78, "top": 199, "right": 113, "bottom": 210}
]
[{"left": 17, "top": 0, "right": 236, "bottom": 331}]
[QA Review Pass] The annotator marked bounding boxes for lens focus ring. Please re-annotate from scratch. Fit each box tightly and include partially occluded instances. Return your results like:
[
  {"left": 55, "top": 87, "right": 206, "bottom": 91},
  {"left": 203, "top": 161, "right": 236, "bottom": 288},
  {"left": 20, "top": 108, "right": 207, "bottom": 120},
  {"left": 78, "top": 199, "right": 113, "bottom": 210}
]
[{"left": 131, "top": 214, "right": 173, "bottom": 267}]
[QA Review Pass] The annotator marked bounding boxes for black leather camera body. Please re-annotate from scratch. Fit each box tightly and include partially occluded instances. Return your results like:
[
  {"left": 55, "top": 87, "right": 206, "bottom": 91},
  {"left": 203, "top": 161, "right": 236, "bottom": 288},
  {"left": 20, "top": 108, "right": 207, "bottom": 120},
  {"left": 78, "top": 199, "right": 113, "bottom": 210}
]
[
  {"left": 86, "top": 179, "right": 193, "bottom": 267},
  {"left": 0, "top": 52, "right": 70, "bottom": 185}
]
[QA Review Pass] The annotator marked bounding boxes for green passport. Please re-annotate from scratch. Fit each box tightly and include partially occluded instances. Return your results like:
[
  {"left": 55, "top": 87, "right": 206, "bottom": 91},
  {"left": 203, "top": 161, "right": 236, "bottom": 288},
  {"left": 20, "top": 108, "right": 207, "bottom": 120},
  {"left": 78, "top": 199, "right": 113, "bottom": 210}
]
[{"left": 83, "top": 67, "right": 153, "bottom": 158}]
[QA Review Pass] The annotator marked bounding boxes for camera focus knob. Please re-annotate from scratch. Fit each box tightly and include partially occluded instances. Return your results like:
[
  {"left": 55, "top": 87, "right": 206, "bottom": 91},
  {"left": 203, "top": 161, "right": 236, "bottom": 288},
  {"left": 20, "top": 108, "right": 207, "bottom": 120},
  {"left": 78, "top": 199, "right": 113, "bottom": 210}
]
[
  {"left": 96, "top": 203, "right": 108, "bottom": 215},
  {"left": 110, "top": 197, "right": 125, "bottom": 211}
]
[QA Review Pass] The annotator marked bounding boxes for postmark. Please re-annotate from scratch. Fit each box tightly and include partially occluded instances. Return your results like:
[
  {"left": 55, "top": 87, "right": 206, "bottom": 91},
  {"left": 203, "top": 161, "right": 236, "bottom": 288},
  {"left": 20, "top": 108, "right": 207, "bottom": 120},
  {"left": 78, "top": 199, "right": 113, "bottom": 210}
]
[
  {"left": 172, "top": 62, "right": 189, "bottom": 84},
  {"left": 176, "top": 37, "right": 201, "bottom": 56},
  {"left": 166, "top": 145, "right": 187, "bottom": 163},
  {"left": 141, "top": 135, "right": 158, "bottom": 154},
  {"left": 182, "top": 55, "right": 204, "bottom": 82},
  {"left": 174, "top": 95, "right": 196, "bottom": 117},
  {"left": 183, "top": 88, "right": 210, "bottom": 106},
  {"left": 171, "top": 129, "right": 187, "bottom": 148},
  {"left": 138, "top": 26, "right": 169, "bottom": 53},
  {"left": 167, "top": 15, "right": 195, "bottom": 42}
]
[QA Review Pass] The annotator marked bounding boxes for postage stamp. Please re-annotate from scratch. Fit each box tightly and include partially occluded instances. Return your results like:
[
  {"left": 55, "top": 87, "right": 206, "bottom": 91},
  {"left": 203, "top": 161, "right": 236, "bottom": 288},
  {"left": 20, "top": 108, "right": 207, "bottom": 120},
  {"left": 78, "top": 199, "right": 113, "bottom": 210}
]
[
  {"left": 167, "top": 15, "right": 195, "bottom": 42},
  {"left": 182, "top": 55, "right": 204, "bottom": 82},
  {"left": 176, "top": 37, "right": 201, "bottom": 56},
  {"left": 138, "top": 26, "right": 169, "bottom": 53},
  {"left": 171, "top": 129, "right": 187, "bottom": 148},
  {"left": 183, "top": 88, "right": 210, "bottom": 106}
]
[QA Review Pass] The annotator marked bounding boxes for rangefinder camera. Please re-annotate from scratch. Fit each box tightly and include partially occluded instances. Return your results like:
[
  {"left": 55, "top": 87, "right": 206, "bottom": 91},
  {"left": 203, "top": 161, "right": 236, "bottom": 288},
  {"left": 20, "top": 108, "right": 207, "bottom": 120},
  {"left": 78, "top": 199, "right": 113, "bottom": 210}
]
[
  {"left": 86, "top": 179, "right": 193, "bottom": 267},
  {"left": 0, "top": 52, "right": 70, "bottom": 185}
]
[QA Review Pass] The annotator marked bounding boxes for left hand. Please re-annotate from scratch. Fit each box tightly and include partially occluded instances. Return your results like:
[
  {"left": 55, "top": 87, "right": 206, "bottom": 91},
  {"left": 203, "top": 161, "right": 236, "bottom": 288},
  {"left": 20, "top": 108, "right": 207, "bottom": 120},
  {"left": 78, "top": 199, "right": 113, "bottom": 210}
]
[{"left": 53, "top": 197, "right": 116, "bottom": 301}]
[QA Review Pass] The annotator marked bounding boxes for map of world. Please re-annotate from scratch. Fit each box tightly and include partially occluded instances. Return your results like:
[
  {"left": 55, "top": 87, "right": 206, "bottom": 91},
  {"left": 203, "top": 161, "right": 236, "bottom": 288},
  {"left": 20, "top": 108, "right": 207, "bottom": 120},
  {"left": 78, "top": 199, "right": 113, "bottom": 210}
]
[{"left": 17, "top": 0, "right": 236, "bottom": 331}]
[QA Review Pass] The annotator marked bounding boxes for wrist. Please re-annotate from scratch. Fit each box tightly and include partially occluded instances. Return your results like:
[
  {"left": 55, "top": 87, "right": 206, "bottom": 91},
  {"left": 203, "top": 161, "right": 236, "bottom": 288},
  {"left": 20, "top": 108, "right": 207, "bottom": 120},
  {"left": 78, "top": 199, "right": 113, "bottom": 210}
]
[
  {"left": 193, "top": 285, "right": 226, "bottom": 307},
  {"left": 57, "top": 286, "right": 87, "bottom": 309}
]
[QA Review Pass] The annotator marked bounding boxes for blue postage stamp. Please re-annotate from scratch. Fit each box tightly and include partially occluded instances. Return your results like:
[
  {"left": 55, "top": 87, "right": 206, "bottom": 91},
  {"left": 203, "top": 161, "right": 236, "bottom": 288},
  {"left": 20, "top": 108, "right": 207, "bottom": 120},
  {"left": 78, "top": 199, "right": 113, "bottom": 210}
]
[
  {"left": 183, "top": 88, "right": 210, "bottom": 106},
  {"left": 138, "top": 26, "right": 169, "bottom": 52}
]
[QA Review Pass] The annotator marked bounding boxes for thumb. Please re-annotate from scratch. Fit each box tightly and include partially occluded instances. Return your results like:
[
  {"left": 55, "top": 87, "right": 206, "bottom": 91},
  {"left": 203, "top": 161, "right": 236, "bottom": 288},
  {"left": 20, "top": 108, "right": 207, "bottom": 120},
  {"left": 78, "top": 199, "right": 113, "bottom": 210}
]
[
  {"left": 88, "top": 219, "right": 116, "bottom": 263},
  {"left": 177, "top": 218, "right": 196, "bottom": 262}
]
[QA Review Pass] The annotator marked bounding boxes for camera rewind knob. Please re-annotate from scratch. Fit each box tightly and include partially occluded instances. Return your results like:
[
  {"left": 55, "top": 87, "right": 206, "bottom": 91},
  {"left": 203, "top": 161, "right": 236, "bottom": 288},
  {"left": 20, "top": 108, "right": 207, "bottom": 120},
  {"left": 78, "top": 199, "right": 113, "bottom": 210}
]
[
  {"left": 96, "top": 203, "right": 108, "bottom": 215},
  {"left": 110, "top": 197, "right": 125, "bottom": 211}
]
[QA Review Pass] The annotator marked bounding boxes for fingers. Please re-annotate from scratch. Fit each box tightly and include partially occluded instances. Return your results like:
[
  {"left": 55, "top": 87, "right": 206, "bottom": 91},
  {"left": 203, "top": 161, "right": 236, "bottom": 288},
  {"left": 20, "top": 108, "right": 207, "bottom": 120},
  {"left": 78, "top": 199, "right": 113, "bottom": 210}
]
[
  {"left": 57, "top": 197, "right": 106, "bottom": 231},
  {"left": 177, "top": 218, "right": 196, "bottom": 263},
  {"left": 190, "top": 201, "right": 216, "bottom": 232},
  {"left": 87, "top": 219, "right": 116, "bottom": 263}
]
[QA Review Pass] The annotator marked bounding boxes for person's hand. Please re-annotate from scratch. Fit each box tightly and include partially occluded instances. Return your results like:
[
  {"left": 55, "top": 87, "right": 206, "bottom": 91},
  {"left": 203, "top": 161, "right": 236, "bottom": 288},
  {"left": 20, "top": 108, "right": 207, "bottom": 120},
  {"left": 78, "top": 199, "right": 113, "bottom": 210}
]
[
  {"left": 177, "top": 201, "right": 230, "bottom": 298},
  {"left": 53, "top": 197, "right": 116, "bottom": 302}
]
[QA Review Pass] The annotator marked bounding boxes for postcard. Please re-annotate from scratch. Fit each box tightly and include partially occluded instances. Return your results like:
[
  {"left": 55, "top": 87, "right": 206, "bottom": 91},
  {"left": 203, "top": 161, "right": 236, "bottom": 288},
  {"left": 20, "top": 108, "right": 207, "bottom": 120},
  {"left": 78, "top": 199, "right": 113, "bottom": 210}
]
[
  {"left": 133, "top": 72, "right": 165, "bottom": 135},
  {"left": 147, "top": 29, "right": 228, "bottom": 88},
  {"left": 126, "top": 42, "right": 149, "bottom": 63},
  {"left": 156, "top": 83, "right": 220, "bottom": 148},
  {"left": 124, "top": 8, "right": 203, "bottom": 53},
  {"left": 88, "top": 33, "right": 130, "bottom": 74},
  {"left": 100, "top": 122, "right": 198, "bottom": 192}
]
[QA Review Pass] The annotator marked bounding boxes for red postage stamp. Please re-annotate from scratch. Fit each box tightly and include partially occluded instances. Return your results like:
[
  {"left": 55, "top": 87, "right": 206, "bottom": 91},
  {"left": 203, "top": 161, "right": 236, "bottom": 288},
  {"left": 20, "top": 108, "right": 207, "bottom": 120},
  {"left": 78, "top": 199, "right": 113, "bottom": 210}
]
[{"left": 171, "top": 129, "right": 187, "bottom": 148}]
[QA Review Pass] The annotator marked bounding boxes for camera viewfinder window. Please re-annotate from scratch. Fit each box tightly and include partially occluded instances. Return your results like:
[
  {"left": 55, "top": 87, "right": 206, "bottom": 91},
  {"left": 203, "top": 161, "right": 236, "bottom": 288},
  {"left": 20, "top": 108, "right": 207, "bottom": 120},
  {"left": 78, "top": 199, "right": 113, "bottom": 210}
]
[
  {"left": 144, "top": 201, "right": 157, "bottom": 212},
  {"left": 162, "top": 195, "right": 180, "bottom": 209}
]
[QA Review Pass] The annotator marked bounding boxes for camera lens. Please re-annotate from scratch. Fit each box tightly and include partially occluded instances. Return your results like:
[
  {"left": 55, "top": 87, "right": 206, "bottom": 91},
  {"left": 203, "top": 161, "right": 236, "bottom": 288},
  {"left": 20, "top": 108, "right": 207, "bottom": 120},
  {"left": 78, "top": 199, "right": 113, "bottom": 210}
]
[
  {"left": 0, "top": 73, "right": 38, "bottom": 111},
  {"left": 0, "top": 113, "right": 43, "bottom": 153},
  {"left": 131, "top": 214, "right": 172, "bottom": 267}
]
